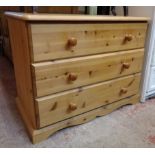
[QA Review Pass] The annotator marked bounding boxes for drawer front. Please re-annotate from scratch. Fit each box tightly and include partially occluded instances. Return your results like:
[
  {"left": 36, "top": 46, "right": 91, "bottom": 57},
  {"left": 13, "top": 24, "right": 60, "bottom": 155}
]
[
  {"left": 32, "top": 49, "right": 144, "bottom": 97},
  {"left": 30, "top": 23, "right": 147, "bottom": 62},
  {"left": 36, "top": 74, "right": 141, "bottom": 127}
]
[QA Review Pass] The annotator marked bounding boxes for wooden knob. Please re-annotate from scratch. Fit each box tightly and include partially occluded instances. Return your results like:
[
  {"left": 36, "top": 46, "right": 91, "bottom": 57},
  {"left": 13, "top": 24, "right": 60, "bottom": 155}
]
[
  {"left": 122, "top": 63, "right": 130, "bottom": 69},
  {"left": 123, "top": 34, "right": 133, "bottom": 44},
  {"left": 68, "top": 37, "right": 77, "bottom": 47},
  {"left": 120, "top": 88, "right": 128, "bottom": 94},
  {"left": 67, "top": 73, "right": 78, "bottom": 82},
  {"left": 124, "top": 34, "right": 133, "bottom": 42},
  {"left": 69, "top": 103, "right": 77, "bottom": 111}
]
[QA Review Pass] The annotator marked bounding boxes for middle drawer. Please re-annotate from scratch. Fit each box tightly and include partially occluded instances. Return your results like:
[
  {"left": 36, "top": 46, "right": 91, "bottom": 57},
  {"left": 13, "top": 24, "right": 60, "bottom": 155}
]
[{"left": 32, "top": 49, "right": 144, "bottom": 97}]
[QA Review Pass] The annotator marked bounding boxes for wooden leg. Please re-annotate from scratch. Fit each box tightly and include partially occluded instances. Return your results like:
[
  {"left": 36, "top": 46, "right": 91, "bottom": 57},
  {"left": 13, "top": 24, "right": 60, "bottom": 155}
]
[{"left": 16, "top": 95, "right": 139, "bottom": 144}]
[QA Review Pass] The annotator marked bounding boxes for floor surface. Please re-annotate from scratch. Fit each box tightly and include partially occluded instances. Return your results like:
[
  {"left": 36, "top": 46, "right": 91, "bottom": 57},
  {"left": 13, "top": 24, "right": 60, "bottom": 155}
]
[{"left": 0, "top": 56, "right": 155, "bottom": 148}]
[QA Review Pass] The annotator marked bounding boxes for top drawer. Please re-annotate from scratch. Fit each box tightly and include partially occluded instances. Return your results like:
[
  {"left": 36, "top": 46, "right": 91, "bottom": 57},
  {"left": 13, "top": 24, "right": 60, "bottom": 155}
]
[{"left": 30, "top": 23, "right": 147, "bottom": 62}]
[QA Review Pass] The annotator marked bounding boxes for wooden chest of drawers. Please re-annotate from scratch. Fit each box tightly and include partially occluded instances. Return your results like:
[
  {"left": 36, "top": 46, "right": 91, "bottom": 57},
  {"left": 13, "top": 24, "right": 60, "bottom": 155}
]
[{"left": 6, "top": 12, "right": 149, "bottom": 144}]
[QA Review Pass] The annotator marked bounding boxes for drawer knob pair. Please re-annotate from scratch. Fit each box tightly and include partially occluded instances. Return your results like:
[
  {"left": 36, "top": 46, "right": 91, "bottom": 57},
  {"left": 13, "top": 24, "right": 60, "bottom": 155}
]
[
  {"left": 68, "top": 37, "right": 77, "bottom": 47},
  {"left": 67, "top": 73, "right": 78, "bottom": 82},
  {"left": 69, "top": 103, "right": 77, "bottom": 111}
]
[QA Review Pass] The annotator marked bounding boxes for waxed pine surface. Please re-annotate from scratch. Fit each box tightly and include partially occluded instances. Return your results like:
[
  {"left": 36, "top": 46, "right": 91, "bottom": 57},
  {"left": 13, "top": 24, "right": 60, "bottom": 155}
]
[{"left": 1, "top": 56, "right": 155, "bottom": 148}]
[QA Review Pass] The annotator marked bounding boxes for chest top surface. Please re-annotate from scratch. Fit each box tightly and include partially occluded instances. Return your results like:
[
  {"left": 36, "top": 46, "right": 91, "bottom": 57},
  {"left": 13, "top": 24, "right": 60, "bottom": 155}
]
[{"left": 5, "top": 12, "right": 150, "bottom": 22}]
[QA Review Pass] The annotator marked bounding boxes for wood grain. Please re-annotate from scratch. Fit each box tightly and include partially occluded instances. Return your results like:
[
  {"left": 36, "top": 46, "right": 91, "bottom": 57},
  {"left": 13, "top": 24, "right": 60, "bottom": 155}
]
[
  {"left": 36, "top": 74, "right": 141, "bottom": 127},
  {"left": 5, "top": 12, "right": 150, "bottom": 22},
  {"left": 30, "top": 23, "right": 147, "bottom": 62},
  {"left": 6, "top": 13, "right": 147, "bottom": 144},
  {"left": 7, "top": 17, "right": 37, "bottom": 128},
  {"left": 33, "top": 94, "right": 139, "bottom": 143},
  {"left": 32, "top": 49, "right": 144, "bottom": 97}
]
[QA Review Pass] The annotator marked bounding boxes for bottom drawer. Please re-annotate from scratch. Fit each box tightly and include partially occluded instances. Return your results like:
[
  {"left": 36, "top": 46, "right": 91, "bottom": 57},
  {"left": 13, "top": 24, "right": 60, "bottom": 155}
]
[{"left": 36, "top": 73, "right": 140, "bottom": 128}]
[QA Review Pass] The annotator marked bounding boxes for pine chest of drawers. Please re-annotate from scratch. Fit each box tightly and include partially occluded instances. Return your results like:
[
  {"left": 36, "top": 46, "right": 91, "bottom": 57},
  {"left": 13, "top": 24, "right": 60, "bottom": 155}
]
[{"left": 6, "top": 12, "right": 149, "bottom": 144}]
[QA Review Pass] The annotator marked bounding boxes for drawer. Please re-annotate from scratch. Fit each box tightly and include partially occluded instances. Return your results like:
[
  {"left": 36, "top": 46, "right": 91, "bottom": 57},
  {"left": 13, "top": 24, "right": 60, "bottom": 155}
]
[
  {"left": 32, "top": 49, "right": 144, "bottom": 97},
  {"left": 30, "top": 23, "right": 147, "bottom": 62},
  {"left": 36, "top": 74, "right": 141, "bottom": 127}
]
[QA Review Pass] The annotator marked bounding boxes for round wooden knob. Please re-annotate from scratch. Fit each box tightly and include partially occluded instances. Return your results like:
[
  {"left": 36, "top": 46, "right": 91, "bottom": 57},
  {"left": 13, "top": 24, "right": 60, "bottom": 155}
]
[
  {"left": 120, "top": 88, "right": 128, "bottom": 94},
  {"left": 122, "top": 63, "right": 130, "bottom": 69},
  {"left": 68, "top": 37, "right": 77, "bottom": 47},
  {"left": 69, "top": 103, "right": 77, "bottom": 111},
  {"left": 67, "top": 73, "right": 78, "bottom": 82},
  {"left": 124, "top": 34, "right": 133, "bottom": 42}
]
